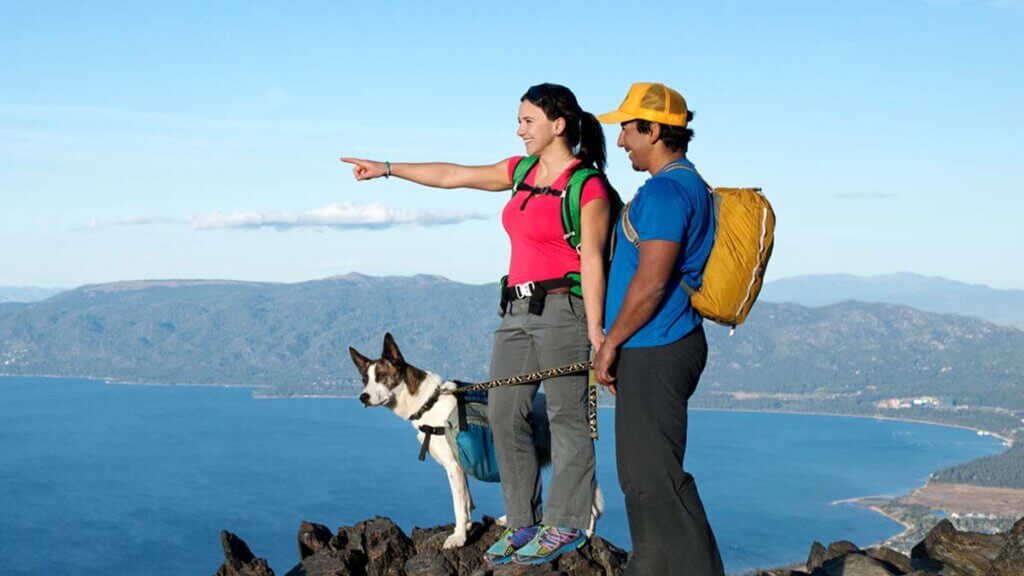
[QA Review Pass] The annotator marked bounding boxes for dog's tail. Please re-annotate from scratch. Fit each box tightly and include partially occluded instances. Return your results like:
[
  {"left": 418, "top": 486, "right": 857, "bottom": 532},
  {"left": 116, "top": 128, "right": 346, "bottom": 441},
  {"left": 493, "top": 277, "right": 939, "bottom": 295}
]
[{"left": 586, "top": 485, "right": 605, "bottom": 537}]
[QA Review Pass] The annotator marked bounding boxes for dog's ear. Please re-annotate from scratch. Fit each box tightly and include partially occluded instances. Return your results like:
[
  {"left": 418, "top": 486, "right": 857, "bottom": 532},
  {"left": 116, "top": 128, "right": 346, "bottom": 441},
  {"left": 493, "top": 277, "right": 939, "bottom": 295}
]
[
  {"left": 382, "top": 332, "right": 404, "bottom": 365},
  {"left": 349, "top": 347, "right": 372, "bottom": 378}
]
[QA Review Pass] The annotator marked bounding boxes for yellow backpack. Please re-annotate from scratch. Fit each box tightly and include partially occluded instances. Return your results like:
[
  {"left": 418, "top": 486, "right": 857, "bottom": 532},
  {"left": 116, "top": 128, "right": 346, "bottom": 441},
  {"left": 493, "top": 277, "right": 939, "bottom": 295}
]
[{"left": 621, "top": 165, "right": 775, "bottom": 329}]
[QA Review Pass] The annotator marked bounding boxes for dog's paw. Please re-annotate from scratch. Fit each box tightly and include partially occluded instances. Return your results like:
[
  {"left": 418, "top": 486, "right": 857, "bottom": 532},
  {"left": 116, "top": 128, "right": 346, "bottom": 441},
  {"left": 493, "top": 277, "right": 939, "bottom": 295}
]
[
  {"left": 442, "top": 532, "right": 467, "bottom": 549},
  {"left": 495, "top": 515, "right": 508, "bottom": 527}
]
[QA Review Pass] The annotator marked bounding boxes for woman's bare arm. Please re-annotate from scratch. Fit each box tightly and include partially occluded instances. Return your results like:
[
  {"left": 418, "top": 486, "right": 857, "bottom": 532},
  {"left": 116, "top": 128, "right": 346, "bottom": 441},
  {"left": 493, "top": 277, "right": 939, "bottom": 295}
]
[
  {"left": 340, "top": 157, "right": 511, "bottom": 191},
  {"left": 579, "top": 197, "right": 611, "bottom": 352}
]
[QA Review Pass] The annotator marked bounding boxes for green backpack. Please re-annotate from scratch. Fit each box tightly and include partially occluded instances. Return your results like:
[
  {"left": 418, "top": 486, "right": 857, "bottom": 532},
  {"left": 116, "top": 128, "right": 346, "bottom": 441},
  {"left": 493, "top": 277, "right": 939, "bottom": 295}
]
[{"left": 509, "top": 155, "right": 623, "bottom": 298}]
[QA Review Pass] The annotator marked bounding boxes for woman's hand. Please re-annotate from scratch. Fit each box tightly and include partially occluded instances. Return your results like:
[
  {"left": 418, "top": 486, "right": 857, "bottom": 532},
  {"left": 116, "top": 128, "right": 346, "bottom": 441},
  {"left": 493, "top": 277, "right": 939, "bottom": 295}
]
[{"left": 340, "top": 157, "right": 387, "bottom": 181}]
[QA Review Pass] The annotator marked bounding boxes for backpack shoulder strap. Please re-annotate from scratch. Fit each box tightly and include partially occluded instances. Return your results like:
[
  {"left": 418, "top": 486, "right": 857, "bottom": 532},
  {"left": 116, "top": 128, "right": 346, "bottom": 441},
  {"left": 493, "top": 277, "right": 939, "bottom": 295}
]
[
  {"left": 510, "top": 156, "right": 540, "bottom": 196},
  {"left": 561, "top": 166, "right": 602, "bottom": 252},
  {"left": 661, "top": 163, "right": 714, "bottom": 194},
  {"left": 620, "top": 200, "right": 697, "bottom": 296},
  {"left": 654, "top": 164, "right": 708, "bottom": 297},
  {"left": 621, "top": 200, "right": 640, "bottom": 248}
]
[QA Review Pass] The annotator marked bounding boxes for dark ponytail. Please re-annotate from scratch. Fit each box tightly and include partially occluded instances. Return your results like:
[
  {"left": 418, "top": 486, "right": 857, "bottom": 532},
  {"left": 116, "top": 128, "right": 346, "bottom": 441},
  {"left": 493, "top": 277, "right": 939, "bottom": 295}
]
[
  {"left": 521, "top": 83, "right": 607, "bottom": 172},
  {"left": 577, "top": 111, "right": 606, "bottom": 172}
]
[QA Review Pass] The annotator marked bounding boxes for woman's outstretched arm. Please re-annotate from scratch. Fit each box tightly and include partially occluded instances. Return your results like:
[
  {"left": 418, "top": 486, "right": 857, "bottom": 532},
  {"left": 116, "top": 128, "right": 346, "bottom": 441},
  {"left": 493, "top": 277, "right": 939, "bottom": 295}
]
[{"left": 340, "top": 157, "right": 511, "bottom": 191}]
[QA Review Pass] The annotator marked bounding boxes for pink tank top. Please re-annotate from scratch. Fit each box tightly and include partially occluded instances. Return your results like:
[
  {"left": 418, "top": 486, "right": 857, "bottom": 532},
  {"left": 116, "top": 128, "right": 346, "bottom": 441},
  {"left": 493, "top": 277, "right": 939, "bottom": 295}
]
[{"left": 502, "top": 156, "right": 610, "bottom": 285}]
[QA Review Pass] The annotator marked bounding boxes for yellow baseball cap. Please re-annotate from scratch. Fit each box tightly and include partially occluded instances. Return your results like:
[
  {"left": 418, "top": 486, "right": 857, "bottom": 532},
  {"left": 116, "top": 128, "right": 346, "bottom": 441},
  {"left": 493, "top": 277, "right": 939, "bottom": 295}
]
[{"left": 597, "top": 82, "right": 689, "bottom": 127}]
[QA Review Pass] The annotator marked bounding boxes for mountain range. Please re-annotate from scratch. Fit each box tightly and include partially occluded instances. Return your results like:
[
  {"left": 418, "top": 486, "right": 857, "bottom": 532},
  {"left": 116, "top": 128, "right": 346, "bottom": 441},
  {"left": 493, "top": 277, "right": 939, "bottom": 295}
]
[
  {"left": 2, "top": 274, "right": 1021, "bottom": 417},
  {"left": 760, "top": 273, "right": 1024, "bottom": 329},
  {"left": 0, "top": 286, "right": 65, "bottom": 303}
]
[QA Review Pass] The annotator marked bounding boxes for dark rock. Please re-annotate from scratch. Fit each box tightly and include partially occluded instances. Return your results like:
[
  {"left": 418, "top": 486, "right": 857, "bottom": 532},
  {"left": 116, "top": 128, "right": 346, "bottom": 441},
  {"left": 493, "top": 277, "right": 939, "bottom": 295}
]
[
  {"left": 283, "top": 547, "right": 368, "bottom": 576},
  {"left": 411, "top": 524, "right": 454, "bottom": 553},
  {"left": 555, "top": 537, "right": 629, "bottom": 575},
  {"left": 826, "top": 540, "right": 862, "bottom": 562},
  {"left": 807, "top": 542, "right": 828, "bottom": 571},
  {"left": 280, "top": 514, "right": 627, "bottom": 576},
  {"left": 865, "top": 546, "right": 913, "bottom": 575},
  {"left": 811, "top": 553, "right": 901, "bottom": 573},
  {"left": 297, "top": 522, "right": 332, "bottom": 560},
  {"left": 215, "top": 530, "right": 275, "bottom": 576},
  {"left": 911, "top": 519, "right": 1006, "bottom": 576},
  {"left": 405, "top": 550, "right": 457, "bottom": 576},
  {"left": 285, "top": 517, "right": 411, "bottom": 576},
  {"left": 352, "top": 517, "right": 415, "bottom": 576},
  {"left": 813, "top": 554, "right": 899, "bottom": 576},
  {"left": 411, "top": 518, "right": 503, "bottom": 575},
  {"left": 989, "top": 516, "right": 1024, "bottom": 576},
  {"left": 235, "top": 514, "right": 1024, "bottom": 576}
]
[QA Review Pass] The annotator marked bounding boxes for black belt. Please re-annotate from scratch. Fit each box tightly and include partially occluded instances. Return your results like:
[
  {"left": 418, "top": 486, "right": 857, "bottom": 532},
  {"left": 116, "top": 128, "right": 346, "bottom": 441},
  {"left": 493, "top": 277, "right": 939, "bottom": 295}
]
[{"left": 500, "top": 277, "right": 574, "bottom": 316}]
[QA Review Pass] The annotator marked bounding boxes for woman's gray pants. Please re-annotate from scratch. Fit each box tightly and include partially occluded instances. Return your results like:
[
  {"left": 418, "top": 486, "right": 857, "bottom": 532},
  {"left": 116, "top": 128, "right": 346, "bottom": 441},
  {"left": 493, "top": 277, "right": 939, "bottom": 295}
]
[{"left": 487, "top": 294, "right": 595, "bottom": 531}]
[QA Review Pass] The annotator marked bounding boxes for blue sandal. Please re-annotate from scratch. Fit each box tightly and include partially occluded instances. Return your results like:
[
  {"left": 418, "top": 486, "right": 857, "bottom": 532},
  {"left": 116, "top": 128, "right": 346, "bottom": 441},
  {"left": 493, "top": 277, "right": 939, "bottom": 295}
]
[
  {"left": 511, "top": 525, "right": 587, "bottom": 565},
  {"left": 483, "top": 525, "right": 539, "bottom": 566}
]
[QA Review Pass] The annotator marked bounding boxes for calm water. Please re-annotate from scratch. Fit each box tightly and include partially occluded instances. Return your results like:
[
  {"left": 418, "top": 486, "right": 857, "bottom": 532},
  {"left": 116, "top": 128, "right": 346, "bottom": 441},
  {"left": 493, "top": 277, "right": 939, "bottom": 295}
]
[{"left": 0, "top": 376, "right": 1003, "bottom": 575}]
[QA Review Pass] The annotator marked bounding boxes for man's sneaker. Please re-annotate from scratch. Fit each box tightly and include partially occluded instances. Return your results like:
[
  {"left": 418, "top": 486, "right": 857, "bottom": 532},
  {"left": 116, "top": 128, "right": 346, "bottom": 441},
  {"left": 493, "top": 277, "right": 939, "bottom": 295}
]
[
  {"left": 483, "top": 525, "right": 539, "bottom": 566},
  {"left": 511, "top": 525, "right": 587, "bottom": 565}
]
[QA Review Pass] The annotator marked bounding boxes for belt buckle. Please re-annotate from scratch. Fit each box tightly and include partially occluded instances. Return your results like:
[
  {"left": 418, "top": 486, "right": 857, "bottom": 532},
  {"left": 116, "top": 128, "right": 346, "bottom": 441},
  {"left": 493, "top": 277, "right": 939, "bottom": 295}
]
[{"left": 514, "top": 282, "right": 535, "bottom": 299}]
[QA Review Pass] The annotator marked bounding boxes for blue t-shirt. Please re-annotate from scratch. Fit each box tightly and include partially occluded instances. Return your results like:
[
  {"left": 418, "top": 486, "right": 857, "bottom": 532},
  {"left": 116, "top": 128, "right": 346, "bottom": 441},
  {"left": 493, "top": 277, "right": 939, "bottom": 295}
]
[{"left": 605, "top": 158, "right": 716, "bottom": 348}]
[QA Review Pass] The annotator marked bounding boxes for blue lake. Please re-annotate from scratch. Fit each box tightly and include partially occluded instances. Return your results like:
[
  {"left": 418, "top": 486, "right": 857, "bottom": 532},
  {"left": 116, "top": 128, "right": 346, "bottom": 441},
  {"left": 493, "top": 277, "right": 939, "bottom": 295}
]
[{"left": 0, "top": 376, "right": 1004, "bottom": 575}]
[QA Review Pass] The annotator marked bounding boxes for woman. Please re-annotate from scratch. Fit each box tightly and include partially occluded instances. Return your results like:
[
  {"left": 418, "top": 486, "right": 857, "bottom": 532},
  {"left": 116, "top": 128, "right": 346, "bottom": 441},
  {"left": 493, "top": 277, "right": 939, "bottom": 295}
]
[{"left": 341, "top": 83, "right": 613, "bottom": 566}]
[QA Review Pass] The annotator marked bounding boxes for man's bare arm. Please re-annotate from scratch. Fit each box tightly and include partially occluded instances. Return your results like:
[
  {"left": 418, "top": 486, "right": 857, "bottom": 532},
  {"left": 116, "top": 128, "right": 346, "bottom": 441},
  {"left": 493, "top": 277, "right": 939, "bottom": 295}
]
[{"left": 594, "top": 239, "right": 681, "bottom": 387}]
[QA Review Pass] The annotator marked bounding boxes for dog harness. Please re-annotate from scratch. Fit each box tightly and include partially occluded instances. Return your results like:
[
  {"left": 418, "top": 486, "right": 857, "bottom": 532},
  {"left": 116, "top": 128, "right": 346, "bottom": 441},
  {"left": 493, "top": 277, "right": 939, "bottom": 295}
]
[
  {"left": 412, "top": 384, "right": 501, "bottom": 483},
  {"left": 410, "top": 386, "right": 445, "bottom": 461}
]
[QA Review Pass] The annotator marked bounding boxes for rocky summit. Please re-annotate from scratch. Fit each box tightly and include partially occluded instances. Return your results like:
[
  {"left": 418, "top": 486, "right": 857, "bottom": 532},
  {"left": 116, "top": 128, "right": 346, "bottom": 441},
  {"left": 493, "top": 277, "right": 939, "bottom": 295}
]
[
  {"left": 762, "top": 517, "right": 1024, "bottom": 576},
  {"left": 214, "top": 515, "right": 1024, "bottom": 576},
  {"left": 214, "top": 515, "right": 628, "bottom": 576}
]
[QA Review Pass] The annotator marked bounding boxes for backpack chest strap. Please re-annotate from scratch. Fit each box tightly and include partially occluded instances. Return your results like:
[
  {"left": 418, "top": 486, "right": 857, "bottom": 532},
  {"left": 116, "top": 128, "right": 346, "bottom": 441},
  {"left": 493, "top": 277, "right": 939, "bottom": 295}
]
[{"left": 515, "top": 182, "right": 563, "bottom": 210}]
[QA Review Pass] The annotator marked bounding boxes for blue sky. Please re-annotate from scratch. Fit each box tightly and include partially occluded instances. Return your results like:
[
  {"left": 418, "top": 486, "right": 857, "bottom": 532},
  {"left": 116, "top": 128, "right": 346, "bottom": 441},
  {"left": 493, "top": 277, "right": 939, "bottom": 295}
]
[{"left": 2, "top": 0, "right": 1022, "bottom": 289}]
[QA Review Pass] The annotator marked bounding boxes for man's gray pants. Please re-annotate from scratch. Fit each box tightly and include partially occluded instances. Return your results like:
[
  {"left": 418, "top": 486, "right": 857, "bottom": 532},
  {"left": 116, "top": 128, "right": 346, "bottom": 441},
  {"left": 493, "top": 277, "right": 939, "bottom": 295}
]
[
  {"left": 488, "top": 294, "right": 595, "bottom": 531},
  {"left": 616, "top": 325, "right": 724, "bottom": 576}
]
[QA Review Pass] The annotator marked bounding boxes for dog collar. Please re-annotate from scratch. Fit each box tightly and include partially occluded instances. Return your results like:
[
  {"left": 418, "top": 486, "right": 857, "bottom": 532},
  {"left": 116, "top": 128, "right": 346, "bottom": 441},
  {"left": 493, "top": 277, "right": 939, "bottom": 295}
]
[{"left": 408, "top": 386, "right": 442, "bottom": 422}]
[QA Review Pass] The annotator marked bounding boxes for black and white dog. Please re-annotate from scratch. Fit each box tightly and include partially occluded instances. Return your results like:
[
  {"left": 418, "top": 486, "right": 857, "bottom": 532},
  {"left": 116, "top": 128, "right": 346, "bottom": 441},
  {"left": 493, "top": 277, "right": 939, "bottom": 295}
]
[{"left": 348, "top": 333, "right": 603, "bottom": 549}]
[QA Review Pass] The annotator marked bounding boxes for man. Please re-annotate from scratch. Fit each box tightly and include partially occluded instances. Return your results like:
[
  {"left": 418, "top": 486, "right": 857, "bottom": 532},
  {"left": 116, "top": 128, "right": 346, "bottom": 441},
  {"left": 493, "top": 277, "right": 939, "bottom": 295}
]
[{"left": 594, "top": 82, "right": 724, "bottom": 576}]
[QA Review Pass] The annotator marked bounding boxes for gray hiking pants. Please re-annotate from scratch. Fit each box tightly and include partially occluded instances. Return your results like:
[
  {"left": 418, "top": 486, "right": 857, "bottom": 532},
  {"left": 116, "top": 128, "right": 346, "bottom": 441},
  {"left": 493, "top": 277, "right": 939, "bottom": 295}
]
[
  {"left": 616, "top": 325, "right": 724, "bottom": 576},
  {"left": 488, "top": 294, "right": 595, "bottom": 531}
]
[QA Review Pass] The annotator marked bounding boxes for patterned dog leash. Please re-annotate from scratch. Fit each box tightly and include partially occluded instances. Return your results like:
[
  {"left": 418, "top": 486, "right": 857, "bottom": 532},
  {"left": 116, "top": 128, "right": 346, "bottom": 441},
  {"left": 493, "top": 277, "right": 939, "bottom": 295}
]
[{"left": 445, "top": 360, "right": 600, "bottom": 440}]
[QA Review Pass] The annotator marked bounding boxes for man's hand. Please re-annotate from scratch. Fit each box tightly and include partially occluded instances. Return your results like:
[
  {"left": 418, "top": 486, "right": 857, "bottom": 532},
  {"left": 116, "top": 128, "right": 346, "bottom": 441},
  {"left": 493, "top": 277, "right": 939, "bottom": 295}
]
[{"left": 593, "top": 340, "right": 618, "bottom": 395}]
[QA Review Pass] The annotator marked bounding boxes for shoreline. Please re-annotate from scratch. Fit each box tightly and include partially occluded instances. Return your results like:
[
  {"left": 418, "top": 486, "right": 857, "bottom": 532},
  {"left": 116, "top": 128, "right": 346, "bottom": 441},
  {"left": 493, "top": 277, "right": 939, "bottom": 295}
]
[
  {"left": 690, "top": 406, "right": 1015, "bottom": 447},
  {"left": 865, "top": 504, "right": 916, "bottom": 543},
  {"left": 3, "top": 373, "right": 1012, "bottom": 446},
  {"left": 830, "top": 496, "right": 916, "bottom": 543}
]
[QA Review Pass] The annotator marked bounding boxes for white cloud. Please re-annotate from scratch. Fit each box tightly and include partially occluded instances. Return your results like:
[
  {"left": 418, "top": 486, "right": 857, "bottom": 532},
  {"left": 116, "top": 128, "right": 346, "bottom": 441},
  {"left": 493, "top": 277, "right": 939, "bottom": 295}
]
[
  {"left": 189, "top": 202, "right": 492, "bottom": 231},
  {"left": 78, "top": 216, "right": 182, "bottom": 231}
]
